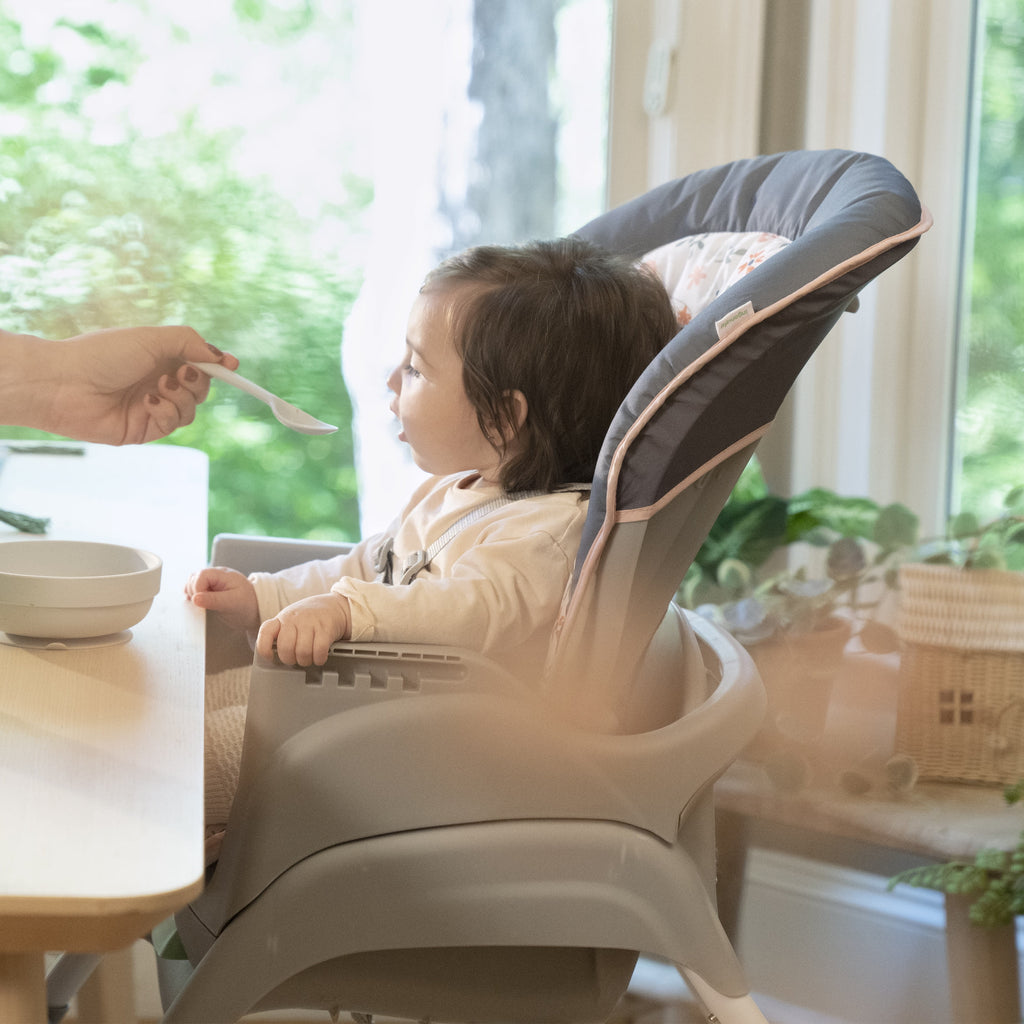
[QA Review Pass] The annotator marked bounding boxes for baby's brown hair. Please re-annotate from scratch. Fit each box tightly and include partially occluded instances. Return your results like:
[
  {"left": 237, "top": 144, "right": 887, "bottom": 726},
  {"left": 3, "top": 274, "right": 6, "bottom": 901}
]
[{"left": 422, "top": 237, "right": 676, "bottom": 493}]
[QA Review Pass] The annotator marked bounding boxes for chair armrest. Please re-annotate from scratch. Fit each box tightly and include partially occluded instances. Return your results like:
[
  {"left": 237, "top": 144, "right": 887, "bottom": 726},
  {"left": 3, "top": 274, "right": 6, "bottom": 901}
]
[{"left": 210, "top": 533, "right": 354, "bottom": 575}]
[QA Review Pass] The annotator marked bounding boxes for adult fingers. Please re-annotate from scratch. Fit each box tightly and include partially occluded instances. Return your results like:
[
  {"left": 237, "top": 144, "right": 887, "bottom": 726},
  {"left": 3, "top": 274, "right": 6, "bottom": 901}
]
[
  {"left": 177, "top": 362, "right": 212, "bottom": 402},
  {"left": 177, "top": 331, "right": 239, "bottom": 372},
  {"left": 135, "top": 392, "right": 184, "bottom": 443},
  {"left": 155, "top": 374, "right": 199, "bottom": 429}
]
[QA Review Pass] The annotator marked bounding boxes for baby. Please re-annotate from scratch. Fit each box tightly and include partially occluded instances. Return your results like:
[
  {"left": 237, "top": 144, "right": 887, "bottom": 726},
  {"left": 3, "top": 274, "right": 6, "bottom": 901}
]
[{"left": 186, "top": 236, "right": 676, "bottom": 852}]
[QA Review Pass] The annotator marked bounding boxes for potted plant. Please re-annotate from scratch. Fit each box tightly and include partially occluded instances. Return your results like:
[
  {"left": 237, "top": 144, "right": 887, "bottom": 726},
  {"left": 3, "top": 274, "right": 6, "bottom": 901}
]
[
  {"left": 682, "top": 463, "right": 919, "bottom": 750},
  {"left": 683, "top": 461, "right": 919, "bottom": 648},
  {"left": 911, "top": 490, "right": 1024, "bottom": 570},
  {"left": 687, "top": 472, "right": 1024, "bottom": 794}
]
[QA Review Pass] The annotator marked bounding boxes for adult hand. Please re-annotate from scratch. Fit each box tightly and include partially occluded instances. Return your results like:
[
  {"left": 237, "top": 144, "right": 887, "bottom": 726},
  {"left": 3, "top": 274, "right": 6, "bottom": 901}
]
[
  {"left": 256, "top": 592, "right": 352, "bottom": 667},
  {"left": 2, "top": 325, "right": 239, "bottom": 444},
  {"left": 185, "top": 567, "right": 261, "bottom": 633}
]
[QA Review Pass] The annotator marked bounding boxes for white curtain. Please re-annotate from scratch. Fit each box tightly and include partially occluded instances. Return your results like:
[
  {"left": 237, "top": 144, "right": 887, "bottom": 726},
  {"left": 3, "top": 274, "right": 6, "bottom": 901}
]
[{"left": 342, "top": 0, "right": 473, "bottom": 534}]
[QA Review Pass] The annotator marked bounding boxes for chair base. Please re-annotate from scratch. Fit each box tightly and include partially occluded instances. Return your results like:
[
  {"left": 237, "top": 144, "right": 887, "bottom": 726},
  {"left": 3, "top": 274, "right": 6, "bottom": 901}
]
[{"left": 166, "top": 819, "right": 757, "bottom": 1023}]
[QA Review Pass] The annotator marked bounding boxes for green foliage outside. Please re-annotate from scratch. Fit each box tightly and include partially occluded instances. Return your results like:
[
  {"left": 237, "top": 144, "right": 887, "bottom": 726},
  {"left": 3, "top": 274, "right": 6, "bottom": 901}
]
[
  {"left": 957, "top": 0, "right": 1024, "bottom": 519},
  {"left": 0, "top": 5, "right": 368, "bottom": 546}
]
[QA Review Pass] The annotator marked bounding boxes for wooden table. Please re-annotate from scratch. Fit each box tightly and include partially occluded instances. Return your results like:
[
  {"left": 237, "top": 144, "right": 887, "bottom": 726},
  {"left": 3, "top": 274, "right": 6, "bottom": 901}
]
[
  {"left": 0, "top": 442, "right": 208, "bottom": 1022},
  {"left": 717, "top": 745, "right": 1024, "bottom": 1023}
]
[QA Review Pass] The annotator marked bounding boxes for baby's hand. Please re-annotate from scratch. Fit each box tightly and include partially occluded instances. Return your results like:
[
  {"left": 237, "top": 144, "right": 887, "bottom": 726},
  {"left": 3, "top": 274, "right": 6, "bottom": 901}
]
[
  {"left": 256, "top": 592, "right": 351, "bottom": 667},
  {"left": 185, "top": 567, "right": 260, "bottom": 633}
]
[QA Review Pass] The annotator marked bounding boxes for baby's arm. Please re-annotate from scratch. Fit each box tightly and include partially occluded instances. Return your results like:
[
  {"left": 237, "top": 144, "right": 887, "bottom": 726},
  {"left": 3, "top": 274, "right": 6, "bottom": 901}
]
[
  {"left": 256, "top": 592, "right": 352, "bottom": 667},
  {"left": 185, "top": 567, "right": 260, "bottom": 633}
]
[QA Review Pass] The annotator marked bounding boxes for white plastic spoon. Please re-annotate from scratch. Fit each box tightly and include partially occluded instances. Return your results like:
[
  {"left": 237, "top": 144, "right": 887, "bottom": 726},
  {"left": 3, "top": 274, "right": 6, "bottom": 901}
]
[{"left": 189, "top": 362, "right": 338, "bottom": 435}]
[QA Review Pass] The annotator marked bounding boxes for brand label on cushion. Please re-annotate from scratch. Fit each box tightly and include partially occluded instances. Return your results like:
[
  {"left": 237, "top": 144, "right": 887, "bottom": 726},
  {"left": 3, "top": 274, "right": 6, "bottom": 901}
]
[{"left": 715, "top": 301, "right": 756, "bottom": 339}]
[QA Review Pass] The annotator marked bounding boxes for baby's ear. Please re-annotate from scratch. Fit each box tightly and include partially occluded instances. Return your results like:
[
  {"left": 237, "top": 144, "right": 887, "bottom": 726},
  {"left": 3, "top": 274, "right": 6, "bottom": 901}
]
[{"left": 501, "top": 389, "right": 528, "bottom": 441}]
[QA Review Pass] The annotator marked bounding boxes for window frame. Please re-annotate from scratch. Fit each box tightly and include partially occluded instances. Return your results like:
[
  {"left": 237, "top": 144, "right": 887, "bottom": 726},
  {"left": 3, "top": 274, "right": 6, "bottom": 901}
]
[{"left": 607, "top": 0, "right": 975, "bottom": 533}]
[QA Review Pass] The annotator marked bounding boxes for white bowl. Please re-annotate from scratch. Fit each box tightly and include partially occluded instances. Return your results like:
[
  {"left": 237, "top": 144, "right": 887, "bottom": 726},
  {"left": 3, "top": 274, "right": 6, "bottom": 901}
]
[{"left": 0, "top": 540, "right": 162, "bottom": 639}]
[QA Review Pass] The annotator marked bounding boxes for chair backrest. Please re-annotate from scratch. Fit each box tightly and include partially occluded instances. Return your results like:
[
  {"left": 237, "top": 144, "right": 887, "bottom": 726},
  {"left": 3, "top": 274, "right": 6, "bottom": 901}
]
[{"left": 546, "top": 149, "right": 930, "bottom": 732}]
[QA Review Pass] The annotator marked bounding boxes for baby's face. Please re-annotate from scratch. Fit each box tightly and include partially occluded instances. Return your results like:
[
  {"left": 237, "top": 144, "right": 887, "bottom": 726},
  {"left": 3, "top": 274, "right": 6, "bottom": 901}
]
[{"left": 386, "top": 290, "right": 502, "bottom": 481}]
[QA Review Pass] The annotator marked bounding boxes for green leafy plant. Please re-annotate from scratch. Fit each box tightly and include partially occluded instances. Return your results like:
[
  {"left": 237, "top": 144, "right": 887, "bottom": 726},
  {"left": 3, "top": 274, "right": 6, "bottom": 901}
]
[
  {"left": 889, "top": 780, "right": 1024, "bottom": 927},
  {"left": 686, "top": 464, "right": 1024, "bottom": 651},
  {"left": 682, "top": 460, "right": 919, "bottom": 647},
  {"left": 913, "top": 486, "right": 1024, "bottom": 571}
]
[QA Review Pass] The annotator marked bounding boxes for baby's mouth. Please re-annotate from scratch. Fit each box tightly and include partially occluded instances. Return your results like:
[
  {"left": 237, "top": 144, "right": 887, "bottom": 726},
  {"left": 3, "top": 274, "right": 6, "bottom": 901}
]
[{"left": 388, "top": 401, "right": 405, "bottom": 441}]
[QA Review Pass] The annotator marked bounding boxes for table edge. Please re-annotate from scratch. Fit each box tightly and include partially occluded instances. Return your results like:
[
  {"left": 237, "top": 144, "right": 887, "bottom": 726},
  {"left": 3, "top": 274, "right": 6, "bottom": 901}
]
[{"left": 0, "top": 875, "right": 204, "bottom": 952}]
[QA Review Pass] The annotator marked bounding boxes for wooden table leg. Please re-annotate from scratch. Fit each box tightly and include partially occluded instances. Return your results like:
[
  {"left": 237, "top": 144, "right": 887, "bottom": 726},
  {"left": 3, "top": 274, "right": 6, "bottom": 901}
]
[
  {"left": 945, "top": 893, "right": 1021, "bottom": 1024},
  {"left": 76, "top": 946, "right": 137, "bottom": 1023},
  {"left": 0, "top": 952, "right": 45, "bottom": 1023}
]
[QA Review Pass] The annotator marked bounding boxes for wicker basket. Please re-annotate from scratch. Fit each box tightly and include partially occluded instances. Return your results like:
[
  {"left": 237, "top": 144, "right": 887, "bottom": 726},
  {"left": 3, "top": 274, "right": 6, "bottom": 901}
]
[{"left": 895, "top": 563, "right": 1024, "bottom": 785}]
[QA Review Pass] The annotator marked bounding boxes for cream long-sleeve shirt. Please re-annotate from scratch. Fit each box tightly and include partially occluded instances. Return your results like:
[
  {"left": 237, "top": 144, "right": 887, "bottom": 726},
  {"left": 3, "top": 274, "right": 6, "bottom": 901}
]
[{"left": 247, "top": 472, "right": 589, "bottom": 683}]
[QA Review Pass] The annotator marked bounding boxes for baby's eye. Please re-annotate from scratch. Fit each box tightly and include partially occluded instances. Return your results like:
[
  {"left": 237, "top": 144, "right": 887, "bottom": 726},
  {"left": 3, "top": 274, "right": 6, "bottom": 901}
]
[{"left": 403, "top": 363, "right": 422, "bottom": 379}]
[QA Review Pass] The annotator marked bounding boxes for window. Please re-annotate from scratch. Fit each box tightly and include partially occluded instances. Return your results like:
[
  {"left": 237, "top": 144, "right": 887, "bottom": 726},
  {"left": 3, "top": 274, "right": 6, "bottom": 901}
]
[
  {"left": 938, "top": 687, "right": 975, "bottom": 726},
  {"left": 952, "top": 0, "right": 1024, "bottom": 520},
  {"left": 0, "top": 1, "right": 367, "bottom": 542},
  {"left": 0, "top": 0, "right": 611, "bottom": 542}
]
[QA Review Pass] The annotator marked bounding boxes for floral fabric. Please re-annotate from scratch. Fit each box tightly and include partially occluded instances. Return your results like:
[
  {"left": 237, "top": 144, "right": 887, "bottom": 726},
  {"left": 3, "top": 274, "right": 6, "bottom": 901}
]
[{"left": 642, "top": 231, "right": 792, "bottom": 327}]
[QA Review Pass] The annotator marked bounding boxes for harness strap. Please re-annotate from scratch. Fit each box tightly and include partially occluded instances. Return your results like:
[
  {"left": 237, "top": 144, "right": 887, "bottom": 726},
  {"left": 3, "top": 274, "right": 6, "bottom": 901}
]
[{"left": 374, "top": 484, "right": 588, "bottom": 586}]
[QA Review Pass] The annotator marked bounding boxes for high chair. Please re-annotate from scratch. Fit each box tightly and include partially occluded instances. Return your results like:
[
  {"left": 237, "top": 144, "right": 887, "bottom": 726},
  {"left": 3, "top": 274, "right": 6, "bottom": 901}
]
[{"left": 47, "top": 149, "right": 929, "bottom": 1024}]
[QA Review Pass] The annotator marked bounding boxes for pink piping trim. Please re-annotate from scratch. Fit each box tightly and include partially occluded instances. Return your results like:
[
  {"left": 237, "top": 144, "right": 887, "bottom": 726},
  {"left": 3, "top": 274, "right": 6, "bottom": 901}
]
[
  {"left": 613, "top": 424, "right": 772, "bottom": 524},
  {"left": 556, "top": 208, "right": 933, "bottom": 648}
]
